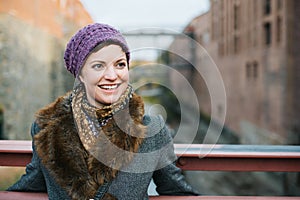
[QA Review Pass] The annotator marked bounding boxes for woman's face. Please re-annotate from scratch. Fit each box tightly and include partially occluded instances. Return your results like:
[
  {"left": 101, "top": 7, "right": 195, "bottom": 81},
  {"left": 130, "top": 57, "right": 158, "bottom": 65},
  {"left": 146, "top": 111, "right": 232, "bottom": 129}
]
[{"left": 79, "top": 44, "right": 129, "bottom": 107}]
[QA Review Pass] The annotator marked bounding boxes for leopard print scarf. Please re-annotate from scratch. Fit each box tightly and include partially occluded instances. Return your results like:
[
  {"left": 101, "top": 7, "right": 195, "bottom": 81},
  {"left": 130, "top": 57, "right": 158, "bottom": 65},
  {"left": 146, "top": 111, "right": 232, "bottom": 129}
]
[{"left": 71, "top": 82, "right": 133, "bottom": 152}]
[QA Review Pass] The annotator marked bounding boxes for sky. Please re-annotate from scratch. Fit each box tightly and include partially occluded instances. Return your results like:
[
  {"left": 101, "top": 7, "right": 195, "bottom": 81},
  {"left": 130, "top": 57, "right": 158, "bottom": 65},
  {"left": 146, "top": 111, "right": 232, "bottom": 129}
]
[
  {"left": 79, "top": 0, "right": 210, "bottom": 61},
  {"left": 80, "top": 0, "right": 210, "bottom": 32}
]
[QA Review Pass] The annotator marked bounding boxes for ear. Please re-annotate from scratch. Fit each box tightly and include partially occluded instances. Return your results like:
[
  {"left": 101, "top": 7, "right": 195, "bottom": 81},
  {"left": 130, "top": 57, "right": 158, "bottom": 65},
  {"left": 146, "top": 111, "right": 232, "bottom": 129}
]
[{"left": 78, "top": 75, "right": 84, "bottom": 83}]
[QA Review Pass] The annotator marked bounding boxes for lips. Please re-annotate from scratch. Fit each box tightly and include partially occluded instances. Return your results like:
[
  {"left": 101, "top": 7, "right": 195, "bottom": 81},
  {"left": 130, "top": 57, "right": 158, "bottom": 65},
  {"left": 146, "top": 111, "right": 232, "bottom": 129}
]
[{"left": 98, "top": 83, "right": 120, "bottom": 90}]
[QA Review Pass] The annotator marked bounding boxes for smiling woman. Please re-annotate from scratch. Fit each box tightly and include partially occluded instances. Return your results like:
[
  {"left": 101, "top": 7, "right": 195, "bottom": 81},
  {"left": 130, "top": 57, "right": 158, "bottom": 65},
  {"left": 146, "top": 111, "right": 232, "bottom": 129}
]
[
  {"left": 7, "top": 23, "right": 200, "bottom": 200},
  {"left": 79, "top": 44, "right": 129, "bottom": 107}
]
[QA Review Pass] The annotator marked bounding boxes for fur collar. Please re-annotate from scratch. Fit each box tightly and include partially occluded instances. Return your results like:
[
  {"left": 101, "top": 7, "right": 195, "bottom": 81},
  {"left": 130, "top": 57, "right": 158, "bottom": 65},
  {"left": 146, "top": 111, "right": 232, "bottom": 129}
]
[{"left": 34, "top": 92, "right": 146, "bottom": 200}]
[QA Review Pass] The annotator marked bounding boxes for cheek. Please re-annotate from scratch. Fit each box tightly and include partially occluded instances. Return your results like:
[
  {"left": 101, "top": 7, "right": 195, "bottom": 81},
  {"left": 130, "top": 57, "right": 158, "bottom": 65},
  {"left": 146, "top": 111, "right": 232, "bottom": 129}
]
[
  {"left": 82, "top": 71, "right": 102, "bottom": 84},
  {"left": 90, "top": 73, "right": 102, "bottom": 83},
  {"left": 119, "top": 69, "right": 129, "bottom": 81}
]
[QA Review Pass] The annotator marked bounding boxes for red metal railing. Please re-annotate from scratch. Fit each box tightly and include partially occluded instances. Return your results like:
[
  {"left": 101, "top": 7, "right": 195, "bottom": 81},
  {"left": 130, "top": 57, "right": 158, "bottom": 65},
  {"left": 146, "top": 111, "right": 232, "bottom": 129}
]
[
  {"left": 174, "top": 143, "right": 300, "bottom": 171},
  {"left": 1, "top": 140, "right": 300, "bottom": 200}
]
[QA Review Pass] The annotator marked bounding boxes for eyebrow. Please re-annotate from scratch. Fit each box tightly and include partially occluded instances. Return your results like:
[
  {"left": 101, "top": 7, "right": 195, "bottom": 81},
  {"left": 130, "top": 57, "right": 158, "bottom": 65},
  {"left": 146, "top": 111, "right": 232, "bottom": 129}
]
[
  {"left": 115, "top": 58, "right": 127, "bottom": 63},
  {"left": 94, "top": 58, "right": 126, "bottom": 64},
  {"left": 88, "top": 55, "right": 127, "bottom": 65},
  {"left": 88, "top": 60, "right": 105, "bottom": 65}
]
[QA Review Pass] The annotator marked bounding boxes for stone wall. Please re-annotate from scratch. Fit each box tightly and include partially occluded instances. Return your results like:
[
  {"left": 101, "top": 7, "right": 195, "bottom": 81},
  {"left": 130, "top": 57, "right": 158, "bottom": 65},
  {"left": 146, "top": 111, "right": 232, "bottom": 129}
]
[{"left": 0, "top": 14, "right": 73, "bottom": 139}]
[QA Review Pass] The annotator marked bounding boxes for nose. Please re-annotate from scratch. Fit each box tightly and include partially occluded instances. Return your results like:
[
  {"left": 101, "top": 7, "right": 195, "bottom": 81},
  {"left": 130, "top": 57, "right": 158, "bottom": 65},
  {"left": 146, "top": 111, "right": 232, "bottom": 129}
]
[{"left": 103, "top": 66, "right": 117, "bottom": 81}]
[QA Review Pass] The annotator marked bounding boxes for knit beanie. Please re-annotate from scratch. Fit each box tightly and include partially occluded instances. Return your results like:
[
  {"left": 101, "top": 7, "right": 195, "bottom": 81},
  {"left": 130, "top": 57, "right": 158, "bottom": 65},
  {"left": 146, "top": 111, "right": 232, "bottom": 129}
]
[{"left": 64, "top": 23, "right": 130, "bottom": 77}]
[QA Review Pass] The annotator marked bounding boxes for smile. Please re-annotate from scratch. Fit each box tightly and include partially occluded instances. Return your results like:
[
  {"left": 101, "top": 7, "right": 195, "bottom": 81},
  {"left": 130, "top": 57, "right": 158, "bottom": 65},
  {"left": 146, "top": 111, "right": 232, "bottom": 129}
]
[{"left": 98, "top": 84, "right": 120, "bottom": 90}]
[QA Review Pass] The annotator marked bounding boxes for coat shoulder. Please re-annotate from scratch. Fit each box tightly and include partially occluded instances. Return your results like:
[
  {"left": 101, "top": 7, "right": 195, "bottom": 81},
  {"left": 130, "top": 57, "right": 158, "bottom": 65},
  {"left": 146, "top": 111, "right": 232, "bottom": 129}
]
[{"left": 141, "top": 115, "right": 173, "bottom": 152}]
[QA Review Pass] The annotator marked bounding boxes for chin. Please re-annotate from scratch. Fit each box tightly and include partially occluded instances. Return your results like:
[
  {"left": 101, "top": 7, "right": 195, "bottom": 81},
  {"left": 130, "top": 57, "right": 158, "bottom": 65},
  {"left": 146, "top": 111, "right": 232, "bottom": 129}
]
[
  {"left": 96, "top": 87, "right": 127, "bottom": 105},
  {"left": 99, "top": 95, "right": 121, "bottom": 105}
]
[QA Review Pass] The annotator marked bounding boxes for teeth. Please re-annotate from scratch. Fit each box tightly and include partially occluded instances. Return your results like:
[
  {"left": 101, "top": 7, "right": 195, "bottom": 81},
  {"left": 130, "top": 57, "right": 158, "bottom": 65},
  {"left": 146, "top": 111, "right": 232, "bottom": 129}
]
[{"left": 100, "top": 84, "right": 118, "bottom": 90}]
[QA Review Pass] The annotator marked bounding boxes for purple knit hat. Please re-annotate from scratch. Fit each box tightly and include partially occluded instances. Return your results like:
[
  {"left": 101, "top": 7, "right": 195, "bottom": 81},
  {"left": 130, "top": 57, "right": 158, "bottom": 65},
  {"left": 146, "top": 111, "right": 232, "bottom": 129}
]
[{"left": 64, "top": 23, "right": 130, "bottom": 77}]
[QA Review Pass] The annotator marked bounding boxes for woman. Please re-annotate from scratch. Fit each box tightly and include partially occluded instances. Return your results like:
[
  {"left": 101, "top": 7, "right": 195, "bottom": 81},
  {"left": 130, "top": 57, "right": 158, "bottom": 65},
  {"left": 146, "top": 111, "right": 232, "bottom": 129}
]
[{"left": 8, "top": 23, "right": 199, "bottom": 200}]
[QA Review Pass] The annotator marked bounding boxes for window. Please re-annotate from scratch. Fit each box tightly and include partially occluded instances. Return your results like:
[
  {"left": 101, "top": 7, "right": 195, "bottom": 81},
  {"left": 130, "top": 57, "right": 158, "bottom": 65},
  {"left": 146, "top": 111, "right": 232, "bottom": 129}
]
[
  {"left": 264, "top": 0, "right": 271, "bottom": 15},
  {"left": 264, "top": 22, "right": 272, "bottom": 46},
  {"left": 277, "top": 0, "right": 283, "bottom": 10},
  {"left": 277, "top": 16, "right": 282, "bottom": 43},
  {"left": 253, "top": 0, "right": 257, "bottom": 47},
  {"left": 218, "top": 42, "right": 224, "bottom": 56},
  {"left": 253, "top": 61, "right": 258, "bottom": 79},
  {"left": 234, "top": 35, "right": 240, "bottom": 54},
  {"left": 246, "top": 61, "right": 259, "bottom": 80},
  {"left": 234, "top": 4, "right": 240, "bottom": 30},
  {"left": 246, "top": 62, "right": 251, "bottom": 79}
]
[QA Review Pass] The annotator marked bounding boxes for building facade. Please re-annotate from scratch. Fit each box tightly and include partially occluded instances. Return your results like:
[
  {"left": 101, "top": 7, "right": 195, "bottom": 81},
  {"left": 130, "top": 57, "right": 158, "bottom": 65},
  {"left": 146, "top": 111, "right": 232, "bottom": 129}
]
[
  {"left": 0, "top": 0, "right": 93, "bottom": 139},
  {"left": 168, "top": 0, "right": 300, "bottom": 144}
]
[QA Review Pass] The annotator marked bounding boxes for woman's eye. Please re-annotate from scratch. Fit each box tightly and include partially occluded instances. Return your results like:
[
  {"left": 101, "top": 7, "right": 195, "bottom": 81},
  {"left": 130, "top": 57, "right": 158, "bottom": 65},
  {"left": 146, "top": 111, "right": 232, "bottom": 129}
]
[
  {"left": 92, "top": 64, "right": 104, "bottom": 69},
  {"left": 116, "top": 62, "right": 127, "bottom": 68}
]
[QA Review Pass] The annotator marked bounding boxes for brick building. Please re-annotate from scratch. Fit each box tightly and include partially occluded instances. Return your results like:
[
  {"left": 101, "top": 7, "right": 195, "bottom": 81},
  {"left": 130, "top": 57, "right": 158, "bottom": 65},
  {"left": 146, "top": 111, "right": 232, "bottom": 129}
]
[
  {"left": 168, "top": 0, "right": 300, "bottom": 144},
  {"left": 0, "top": 0, "right": 93, "bottom": 139}
]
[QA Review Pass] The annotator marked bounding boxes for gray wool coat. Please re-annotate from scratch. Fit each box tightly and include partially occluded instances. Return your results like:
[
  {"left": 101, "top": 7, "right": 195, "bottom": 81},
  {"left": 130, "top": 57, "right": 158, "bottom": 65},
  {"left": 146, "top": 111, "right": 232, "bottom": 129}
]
[{"left": 8, "top": 115, "right": 199, "bottom": 199}]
